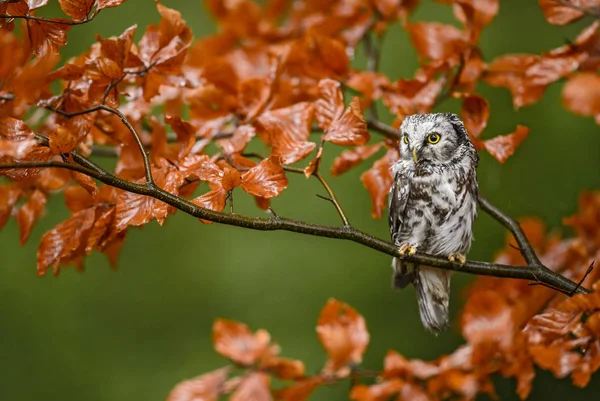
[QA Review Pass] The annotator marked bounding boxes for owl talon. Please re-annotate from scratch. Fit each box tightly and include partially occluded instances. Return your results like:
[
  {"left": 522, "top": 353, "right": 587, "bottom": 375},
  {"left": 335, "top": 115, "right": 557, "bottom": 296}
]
[
  {"left": 398, "top": 243, "right": 417, "bottom": 258},
  {"left": 448, "top": 253, "right": 466, "bottom": 265}
]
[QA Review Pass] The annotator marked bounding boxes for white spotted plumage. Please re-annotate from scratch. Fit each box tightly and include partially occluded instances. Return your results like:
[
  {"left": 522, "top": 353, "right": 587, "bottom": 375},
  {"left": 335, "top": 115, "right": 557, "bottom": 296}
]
[{"left": 388, "top": 113, "right": 478, "bottom": 333}]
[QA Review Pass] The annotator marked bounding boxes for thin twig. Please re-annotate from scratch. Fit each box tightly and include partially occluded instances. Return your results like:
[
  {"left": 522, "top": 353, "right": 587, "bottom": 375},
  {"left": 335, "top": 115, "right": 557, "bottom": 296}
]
[
  {"left": 46, "top": 104, "right": 154, "bottom": 185},
  {"left": 0, "top": 12, "right": 95, "bottom": 26}
]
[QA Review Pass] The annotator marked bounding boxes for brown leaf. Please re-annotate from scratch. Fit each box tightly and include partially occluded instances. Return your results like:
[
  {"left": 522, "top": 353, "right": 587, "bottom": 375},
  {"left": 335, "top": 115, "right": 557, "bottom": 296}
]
[
  {"left": 37, "top": 206, "right": 97, "bottom": 276},
  {"left": 460, "top": 94, "right": 490, "bottom": 138},
  {"left": 26, "top": 0, "right": 49, "bottom": 10},
  {"left": 96, "top": 0, "right": 126, "bottom": 11},
  {"left": 49, "top": 125, "right": 78, "bottom": 154},
  {"left": 85, "top": 205, "right": 116, "bottom": 254},
  {"left": 273, "top": 377, "right": 323, "bottom": 401},
  {"left": 217, "top": 125, "right": 255, "bottom": 155},
  {"left": 230, "top": 373, "right": 271, "bottom": 401},
  {"left": 538, "top": 0, "right": 585, "bottom": 25},
  {"left": 166, "top": 367, "right": 230, "bottom": 401},
  {"left": 212, "top": 319, "right": 270, "bottom": 366},
  {"left": 64, "top": 186, "right": 94, "bottom": 213},
  {"left": 361, "top": 148, "right": 398, "bottom": 219},
  {"left": 261, "top": 356, "right": 305, "bottom": 380},
  {"left": 27, "top": 19, "right": 71, "bottom": 56},
  {"left": 72, "top": 171, "right": 98, "bottom": 196},
  {"left": 86, "top": 57, "right": 124, "bottom": 83},
  {"left": 484, "top": 53, "right": 580, "bottom": 108},
  {"left": 0, "top": 117, "right": 33, "bottom": 140},
  {"left": 17, "top": 189, "right": 47, "bottom": 246},
  {"left": 256, "top": 102, "right": 316, "bottom": 164},
  {"left": 317, "top": 298, "right": 370, "bottom": 372},
  {"left": 350, "top": 379, "right": 404, "bottom": 401},
  {"left": 529, "top": 343, "right": 581, "bottom": 379},
  {"left": 382, "top": 350, "right": 439, "bottom": 380},
  {"left": 58, "top": 0, "right": 95, "bottom": 22},
  {"left": 241, "top": 156, "right": 288, "bottom": 198},
  {"left": 323, "top": 97, "right": 370, "bottom": 146},
  {"left": 562, "top": 72, "right": 600, "bottom": 122},
  {"left": 331, "top": 143, "right": 383, "bottom": 176},
  {"left": 303, "top": 146, "right": 323, "bottom": 178},
  {"left": 316, "top": 78, "right": 344, "bottom": 130},
  {"left": 482, "top": 125, "right": 530, "bottom": 163},
  {"left": 345, "top": 71, "right": 391, "bottom": 107},
  {"left": 406, "top": 22, "right": 468, "bottom": 63},
  {"left": 461, "top": 290, "right": 515, "bottom": 347},
  {"left": 221, "top": 167, "right": 242, "bottom": 192},
  {"left": 0, "top": 185, "right": 22, "bottom": 231},
  {"left": 114, "top": 191, "right": 154, "bottom": 231},
  {"left": 454, "top": 0, "right": 500, "bottom": 27}
]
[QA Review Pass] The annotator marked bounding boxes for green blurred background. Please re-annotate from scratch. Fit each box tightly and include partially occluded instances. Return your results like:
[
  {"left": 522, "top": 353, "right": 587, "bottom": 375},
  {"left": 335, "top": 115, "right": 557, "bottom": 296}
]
[{"left": 2, "top": 1, "right": 600, "bottom": 400}]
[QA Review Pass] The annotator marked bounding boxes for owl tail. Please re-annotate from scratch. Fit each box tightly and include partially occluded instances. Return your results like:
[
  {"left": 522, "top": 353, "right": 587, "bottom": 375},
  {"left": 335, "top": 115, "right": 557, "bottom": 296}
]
[{"left": 414, "top": 266, "right": 451, "bottom": 333}]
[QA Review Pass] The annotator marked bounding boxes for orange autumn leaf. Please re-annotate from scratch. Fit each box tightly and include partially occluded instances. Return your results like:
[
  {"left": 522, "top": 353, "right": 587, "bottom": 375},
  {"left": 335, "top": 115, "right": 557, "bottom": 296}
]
[
  {"left": 316, "top": 79, "right": 370, "bottom": 146},
  {"left": 273, "top": 377, "right": 324, "bottom": 401},
  {"left": 58, "top": 0, "right": 95, "bottom": 22},
  {"left": 538, "top": 0, "right": 585, "bottom": 25},
  {"left": 361, "top": 148, "right": 398, "bottom": 218},
  {"left": 0, "top": 117, "right": 33, "bottom": 141},
  {"left": 37, "top": 206, "right": 97, "bottom": 276},
  {"left": 230, "top": 372, "right": 271, "bottom": 401},
  {"left": 26, "top": 19, "right": 71, "bottom": 56},
  {"left": 316, "top": 78, "right": 345, "bottom": 130},
  {"left": 482, "top": 125, "right": 530, "bottom": 163},
  {"left": 331, "top": 143, "right": 384, "bottom": 176},
  {"left": 17, "top": 189, "right": 47, "bottom": 246},
  {"left": 213, "top": 319, "right": 271, "bottom": 366},
  {"left": 323, "top": 97, "right": 370, "bottom": 146},
  {"left": 0, "top": 185, "right": 22, "bottom": 230},
  {"left": 317, "top": 298, "right": 370, "bottom": 372},
  {"left": 406, "top": 22, "right": 468, "bottom": 63},
  {"left": 350, "top": 379, "right": 405, "bottom": 401},
  {"left": 49, "top": 125, "right": 79, "bottom": 154},
  {"left": 261, "top": 356, "right": 305, "bottom": 380},
  {"left": 460, "top": 93, "right": 490, "bottom": 138},
  {"left": 562, "top": 72, "right": 600, "bottom": 123},
  {"left": 166, "top": 367, "right": 230, "bottom": 401},
  {"left": 303, "top": 146, "right": 323, "bottom": 178},
  {"left": 96, "top": 0, "right": 127, "bottom": 11},
  {"left": 256, "top": 102, "right": 316, "bottom": 165},
  {"left": 240, "top": 156, "right": 288, "bottom": 199}
]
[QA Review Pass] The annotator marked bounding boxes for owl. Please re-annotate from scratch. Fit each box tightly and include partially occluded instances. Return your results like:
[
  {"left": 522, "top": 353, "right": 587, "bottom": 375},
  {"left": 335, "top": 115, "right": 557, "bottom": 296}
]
[{"left": 388, "top": 113, "right": 479, "bottom": 333}]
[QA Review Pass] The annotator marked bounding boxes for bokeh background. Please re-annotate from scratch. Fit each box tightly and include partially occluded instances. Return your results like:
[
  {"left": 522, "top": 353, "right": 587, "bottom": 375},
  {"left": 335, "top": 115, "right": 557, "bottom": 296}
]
[{"left": 2, "top": 1, "right": 600, "bottom": 400}]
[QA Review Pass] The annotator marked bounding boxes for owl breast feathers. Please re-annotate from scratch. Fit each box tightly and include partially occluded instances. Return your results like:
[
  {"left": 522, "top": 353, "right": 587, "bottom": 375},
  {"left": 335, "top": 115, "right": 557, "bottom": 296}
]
[{"left": 388, "top": 113, "right": 479, "bottom": 333}]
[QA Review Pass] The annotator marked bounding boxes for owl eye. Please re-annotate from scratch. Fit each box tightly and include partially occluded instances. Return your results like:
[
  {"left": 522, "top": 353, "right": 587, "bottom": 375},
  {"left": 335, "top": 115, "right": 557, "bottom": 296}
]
[
  {"left": 427, "top": 133, "right": 441, "bottom": 144},
  {"left": 403, "top": 135, "right": 409, "bottom": 145}
]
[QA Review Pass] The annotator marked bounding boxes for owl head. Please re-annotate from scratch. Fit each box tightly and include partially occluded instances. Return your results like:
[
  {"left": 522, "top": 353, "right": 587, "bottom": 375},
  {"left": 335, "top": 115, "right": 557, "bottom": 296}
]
[{"left": 399, "top": 113, "right": 476, "bottom": 166}]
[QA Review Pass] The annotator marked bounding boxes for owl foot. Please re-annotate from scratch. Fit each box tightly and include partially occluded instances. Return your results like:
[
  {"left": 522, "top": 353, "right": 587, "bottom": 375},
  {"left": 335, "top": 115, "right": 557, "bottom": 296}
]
[
  {"left": 448, "top": 253, "right": 466, "bottom": 265},
  {"left": 398, "top": 243, "right": 417, "bottom": 258}
]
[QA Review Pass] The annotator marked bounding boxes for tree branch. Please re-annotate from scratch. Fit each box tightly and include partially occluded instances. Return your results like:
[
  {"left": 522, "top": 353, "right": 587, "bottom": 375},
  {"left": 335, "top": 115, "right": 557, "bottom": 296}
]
[
  {"left": 284, "top": 166, "right": 350, "bottom": 227},
  {"left": 0, "top": 158, "right": 589, "bottom": 295}
]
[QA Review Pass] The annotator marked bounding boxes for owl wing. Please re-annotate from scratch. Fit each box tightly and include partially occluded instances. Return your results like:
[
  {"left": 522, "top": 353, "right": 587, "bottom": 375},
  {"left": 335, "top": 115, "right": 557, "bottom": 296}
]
[{"left": 388, "top": 167, "right": 410, "bottom": 244}]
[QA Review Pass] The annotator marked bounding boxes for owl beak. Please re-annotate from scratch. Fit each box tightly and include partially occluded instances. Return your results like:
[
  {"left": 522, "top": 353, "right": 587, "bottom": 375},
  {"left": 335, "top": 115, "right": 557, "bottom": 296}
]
[{"left": 412, "top": 147, "right": 418, "bottom": 163}]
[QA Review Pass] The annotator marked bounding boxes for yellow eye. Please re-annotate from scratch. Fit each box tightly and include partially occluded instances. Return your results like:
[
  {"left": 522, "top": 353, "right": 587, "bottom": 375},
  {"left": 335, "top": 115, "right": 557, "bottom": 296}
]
[
  {"left": 427, "top": 133, "right": 441, "bottom": 144},
  {"left": 403, "top": 135, "right": 409, "bottom": 145}
]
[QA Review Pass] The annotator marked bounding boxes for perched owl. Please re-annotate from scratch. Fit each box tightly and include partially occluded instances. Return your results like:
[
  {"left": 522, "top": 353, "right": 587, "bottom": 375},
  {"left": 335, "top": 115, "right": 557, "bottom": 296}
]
[{"left": 388, "top": 113, "right": 479, "bottom": 333}]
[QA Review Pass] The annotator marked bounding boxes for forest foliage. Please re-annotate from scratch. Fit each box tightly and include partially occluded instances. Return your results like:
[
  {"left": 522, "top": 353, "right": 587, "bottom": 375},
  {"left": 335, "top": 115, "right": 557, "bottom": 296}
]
[{"left": 1, "top": 0, "right": 600, "bottom": 400}]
